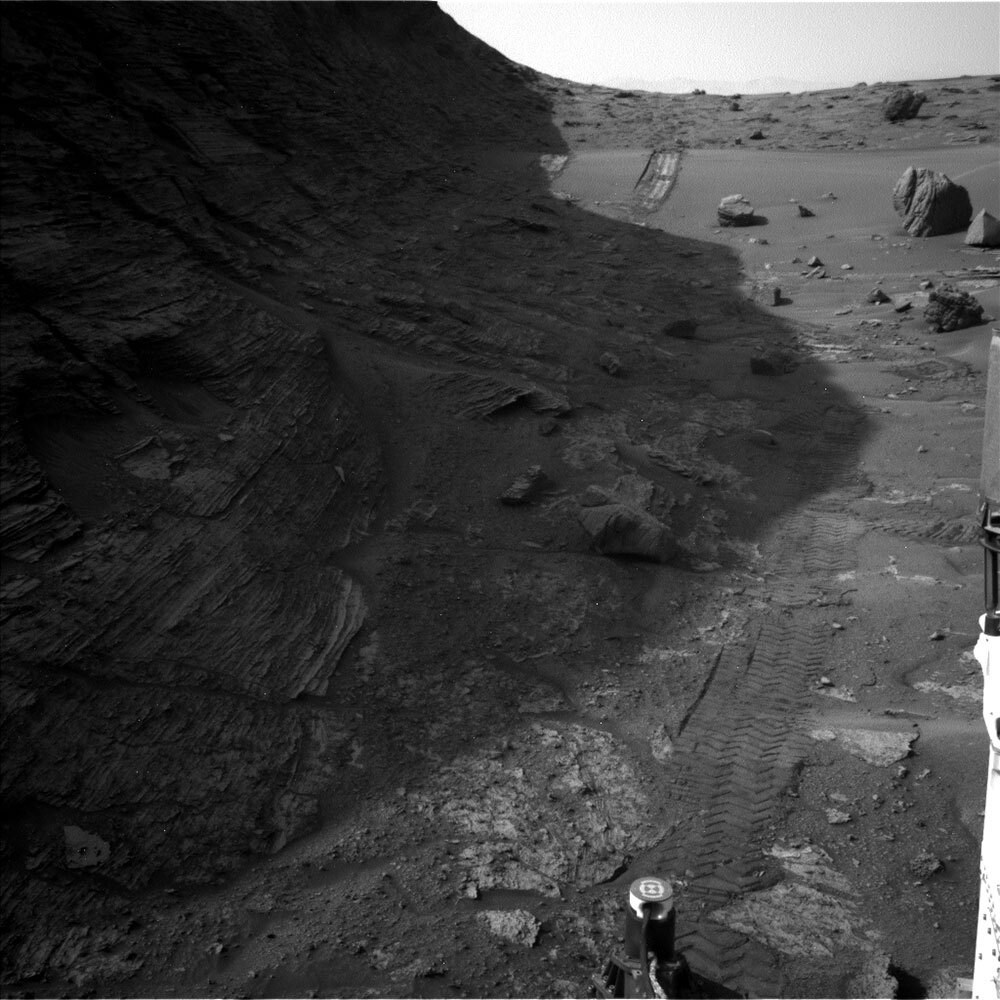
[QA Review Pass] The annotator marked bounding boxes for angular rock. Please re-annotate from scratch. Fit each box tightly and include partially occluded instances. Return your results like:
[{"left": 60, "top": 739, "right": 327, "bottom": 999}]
[
  {"left": 892, "top": 166, "right": 972, "bottom": 237},
  {"left": 750, "top": 349, "right": 798, "bottom": 376},
  {"left": 965, "top": 208, "right": 1000, "bottom": 247},
  {"left": 598, "top": 352, "right": 624, "bottom": 376},
  {"left": 924, "top": 283, "right": 985, "bottom": 332},
  {"left": 867, "top": 288, "right": 892, "bottom": 304},
  {"left": 882, "top": 87, "right": 926, "bottom": 122},
  {"left": 500, "top": 465, "right": 546, "bottom": 505},
  {"left": 797, "top": 204, "right": 815, "bottom": 218},
  {"left": 909, "top": 851, "right": 944, "bottom": 879},
  {"left": 578, "top": 500, "right": 676, "bottom": 563},
  {"left": 477, "top": 909, "right": 540, "bottom": 946},
  {"left": 662, "top": 318, "right": 699, "bottom": 340},
  {"left": 64, "top": 826, "right": 111, "bottom": 869},
  {"left": 810, "top": 727, "right": 916, "bottom": 765},
  {"left": 717, "top": 194, "right": 756, "bottom": 227}
]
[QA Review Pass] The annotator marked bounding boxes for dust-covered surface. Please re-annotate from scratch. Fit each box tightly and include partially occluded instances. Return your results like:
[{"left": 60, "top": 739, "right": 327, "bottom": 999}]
[{"left": 1, "top": 4, "right": 998, "bottom": 998}]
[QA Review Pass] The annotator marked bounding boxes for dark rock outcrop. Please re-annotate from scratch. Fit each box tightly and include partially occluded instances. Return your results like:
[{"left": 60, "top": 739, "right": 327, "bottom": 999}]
[
  {"left": 892, "top": 166, "right": 972, "bottom": 237},
  {"left": 965, "top": 208, "right": 1000, "bottom": 247},
  {"left": 923, "top": 284, "right": 985, "bottom": 332},
  {"left": 882, "top": 87, "right": 927, "bottom": 122}
]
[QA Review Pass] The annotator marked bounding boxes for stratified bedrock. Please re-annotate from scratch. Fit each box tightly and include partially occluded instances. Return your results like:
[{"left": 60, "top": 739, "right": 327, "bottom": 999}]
[{"left": 1, "top": 3, "right": 998, "bottom": 998}]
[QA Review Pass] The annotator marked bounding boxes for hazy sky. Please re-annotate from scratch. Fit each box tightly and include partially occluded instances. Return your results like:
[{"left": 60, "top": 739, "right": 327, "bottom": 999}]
[{"left": 438, "top": 2, "right": 1000, "bottom": 92}]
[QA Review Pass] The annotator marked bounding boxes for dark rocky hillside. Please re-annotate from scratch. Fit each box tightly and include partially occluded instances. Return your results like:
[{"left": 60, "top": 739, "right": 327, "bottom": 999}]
[{"left": 2, "top": 4, "right": 994, "bottom": 998}]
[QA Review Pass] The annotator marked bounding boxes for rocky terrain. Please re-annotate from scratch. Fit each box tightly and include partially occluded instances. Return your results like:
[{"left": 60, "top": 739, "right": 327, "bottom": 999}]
[{"left": 2, "top": 3, "right": 998, "bottom": 998}]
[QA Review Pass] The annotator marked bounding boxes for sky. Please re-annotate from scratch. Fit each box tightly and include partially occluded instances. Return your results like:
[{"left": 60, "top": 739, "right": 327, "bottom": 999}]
[{"left": 438, "top": 2, "right": 1000, "bottom": 93}]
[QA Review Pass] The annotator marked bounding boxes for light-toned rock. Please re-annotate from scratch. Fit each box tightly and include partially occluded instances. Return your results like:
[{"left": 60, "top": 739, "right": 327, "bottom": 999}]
[
  {"left": 477, "top": 909, "right": 541, "bottom": 946},
  {"left": 965, "top": 208, "right": 1000, "bottom": 247}
]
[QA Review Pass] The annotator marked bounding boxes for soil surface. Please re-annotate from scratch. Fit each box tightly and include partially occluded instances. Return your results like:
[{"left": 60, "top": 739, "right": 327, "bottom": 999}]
[{"left": 2, "top": 5, "right": 999, "bottom": 999}]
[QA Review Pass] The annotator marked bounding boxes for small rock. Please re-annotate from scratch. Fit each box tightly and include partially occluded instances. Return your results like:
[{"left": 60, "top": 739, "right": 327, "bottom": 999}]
[
  {"left": 797, "top": 204, "right": 815, "bottom": 218},
  {"left": 807, "top": 255, "right": 823, "bottom": 266},
  {"left": 908, "top": 851, "right": 944, "bottom": 879},
  {"left": 826, "top": 808, "right": 852, "bottom": 825},
  {"left": 928, "top": 629, "right": 946, "bottom": 640},
  {"left": 924, "top": 283, "right": 985, "bottom": 332},
  {"left": 749, "top": 429, "right": 778, "bottom": 448},
  {"left": 771, "top": 287, "right": 782, "bottom": 306},
  {"left": 717, "top": 194, "right": 757, "bottom": 227},
  {"left": 894, "top": 300, "right": 913, "bottom": 313},
  {"left": 840, "top": 263, "right": 853, "bottom": 271},
  {"left": 598, "top": 351, "right": 624, "bottom": 376},
  {"left": 500, "top": 466, "right": 546, "bottom": 505},
  {"left": 749, "top": 129, "right": 765, "bottom": 140},
  {"left": 917, "top": 445, "right": 928, "bottom": 454},
  {"left": 919, "top": 279, "right": 934, "bottom": 290},
  {"left": 867, "top": 288, "right": 892, "bottom": 304},
  {"left": 477, "top": 910, "right": 540, "bottom": 946},
  {"left": 819, "top": 676, "right": 834, "bottom": 687},
  {"left": 965, "top": 208, "right": 1000, "bottom": 247}
]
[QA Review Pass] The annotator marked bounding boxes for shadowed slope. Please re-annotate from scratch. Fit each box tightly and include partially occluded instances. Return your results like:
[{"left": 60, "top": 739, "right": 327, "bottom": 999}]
[{"left": 1, "top": 4, "right": 867, "bottom": 995}]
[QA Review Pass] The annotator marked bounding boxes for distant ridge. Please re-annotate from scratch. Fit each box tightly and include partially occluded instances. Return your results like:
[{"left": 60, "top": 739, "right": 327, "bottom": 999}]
[{"left": 605, "top": 75, "right": 847, "bottom": 95}]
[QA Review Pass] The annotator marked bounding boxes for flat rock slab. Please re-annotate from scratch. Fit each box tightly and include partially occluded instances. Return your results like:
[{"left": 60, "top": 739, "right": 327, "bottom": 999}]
[
  {"left": 809, "top": 727, "right": 917, "bottom": 766},
  {"left": 477, "top": 909, "right": 540, "bottom": 946}
]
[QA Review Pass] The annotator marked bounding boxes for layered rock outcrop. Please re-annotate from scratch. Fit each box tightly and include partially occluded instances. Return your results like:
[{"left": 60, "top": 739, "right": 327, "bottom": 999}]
[{"left": 0, "top": 1, "right": 557, "bottom": 980}]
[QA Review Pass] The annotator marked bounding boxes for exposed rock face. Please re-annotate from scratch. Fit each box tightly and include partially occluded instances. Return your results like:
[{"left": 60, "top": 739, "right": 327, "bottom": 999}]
[
  {"left": 965, "top": 208, "right": 1000, "bottom": 247},
  {"left": 717, "top": 194, "right": 756, "bottom": 227},
  {"left": 0, "top": 0, "right": 560, "bottom": 980},
  {"left": 882, "top": 87, "right": 926, "bottom": 121},
  {"left": 923, "top": 283, "right": 986, "bottom": 331},
  {"left": 892, "top": 166, "right": 972, "bottom": 236}
]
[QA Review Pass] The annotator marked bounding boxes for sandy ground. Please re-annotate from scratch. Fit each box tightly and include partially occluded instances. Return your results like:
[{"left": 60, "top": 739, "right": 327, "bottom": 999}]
[{"left": 3, "top": 7, "right": 1000, "bottom": 998}]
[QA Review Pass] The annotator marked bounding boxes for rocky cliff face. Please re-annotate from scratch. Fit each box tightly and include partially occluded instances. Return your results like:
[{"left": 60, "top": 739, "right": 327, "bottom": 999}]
[
  {"left": 1, "top": 4, "right": 864, "bottom": 995},
  {"left": 1, "top": 1, "right": 556, "bottom": 978}
]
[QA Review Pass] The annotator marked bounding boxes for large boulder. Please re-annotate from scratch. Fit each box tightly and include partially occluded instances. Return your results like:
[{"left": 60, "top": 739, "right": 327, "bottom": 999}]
[
  {"left": 578, "top": 489, "right": 676, "bottom": 563},
  {"left": 717, "top": 194, "right": 756, "bottom": 227},
  {"left": 882, "top": 87, "right": 926, "bottom": 122},
  {"left": 892, "top": 166, "right": 972, "bottom": 237},
  {"left": 923, "top": 283, "right": 985, "bottom": 332},
  {"left": 965, "top": 208, "right": 1000, "bottom": 248}
]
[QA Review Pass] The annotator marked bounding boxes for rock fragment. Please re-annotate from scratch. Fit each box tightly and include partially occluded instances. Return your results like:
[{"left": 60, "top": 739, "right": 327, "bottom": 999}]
[
  {"left": 909, "top": 851, "right": 944, "bottom": 879},
  {"left": 477, "top": 910, "right": 540, "bottom": 946},
  {"left": 923, "top": 283, "right": 985, "bottom": 332},
  {"left": 500, "top": 465, "right": 546, "bottom": 505},
  {"left": 810, "top": 727, "right": 917, "bottom": 766},
  {"left": 965, "top": 208, "right": 1000, "bottom": 247},
  {"left": 867, "top": 288, "right": 892, "bottom": 304},
  {"left": 598, "top": 352, "right": 624, "bottom": 376},
  {"left": 892, "top": 166, "right": 972, "bottom": 237},
  {"left": 64, "top": 826, "right": 111, "bottom": 869},
  {"left": 797, "top": 204, "right": 815, "bottom": 218},
  {"left": 750, "top": 349, "right": 798, "bottom": 376}
]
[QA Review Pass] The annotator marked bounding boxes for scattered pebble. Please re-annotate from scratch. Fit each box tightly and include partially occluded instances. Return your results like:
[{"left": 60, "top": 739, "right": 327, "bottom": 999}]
[
  {"left": 929, "top": 630, "right": 946, "bottom": 640},
  {"left": 826, "top": 808, "right": 852, "bottom": 825}
]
